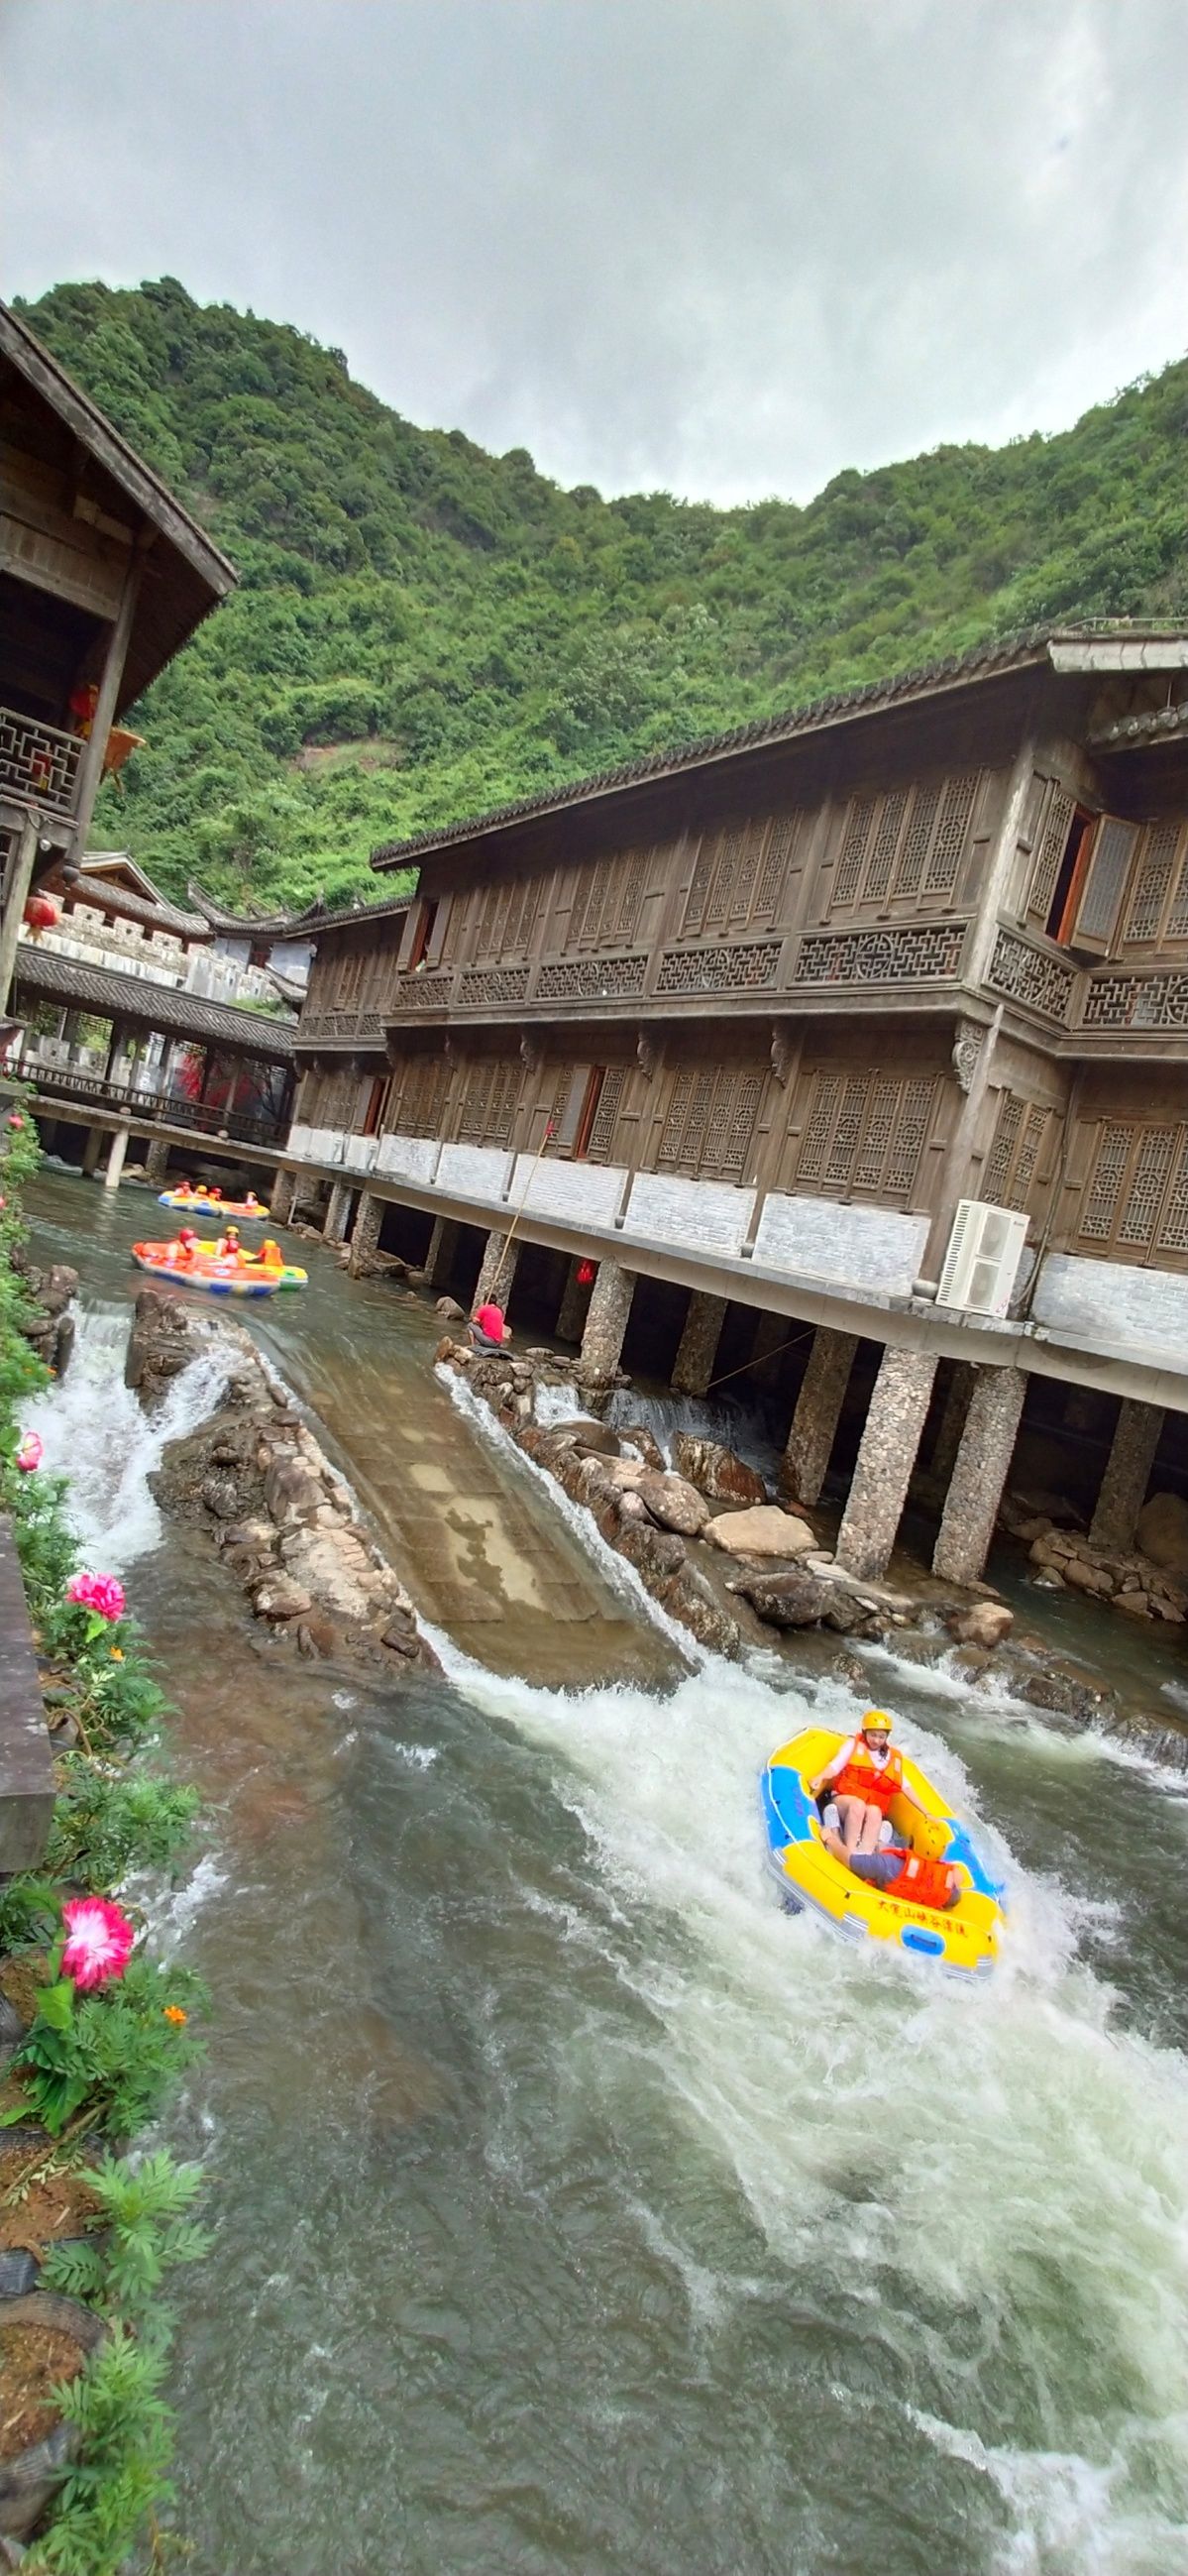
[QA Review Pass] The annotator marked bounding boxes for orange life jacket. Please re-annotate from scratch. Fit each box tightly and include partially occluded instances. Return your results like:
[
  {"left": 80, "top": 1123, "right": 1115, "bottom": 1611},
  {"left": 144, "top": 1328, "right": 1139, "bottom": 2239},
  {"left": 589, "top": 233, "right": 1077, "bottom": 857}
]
[
  {"left": 883, "top": 1849, "right": 956, "bottom": 1912},
  {"left": 831, "top": 1737, "right": 904, "bottom": 1812}
]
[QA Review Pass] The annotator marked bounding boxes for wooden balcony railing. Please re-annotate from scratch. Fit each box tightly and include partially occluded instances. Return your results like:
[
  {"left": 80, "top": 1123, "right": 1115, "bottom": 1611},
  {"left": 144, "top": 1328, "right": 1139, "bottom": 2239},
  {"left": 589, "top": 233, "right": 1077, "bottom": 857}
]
[
  {"left": 0, "top": 708, "right": 83, "bottom": 818},
  {"left": 14, "top": 1058, "right": 286, "bottom": 1147}
]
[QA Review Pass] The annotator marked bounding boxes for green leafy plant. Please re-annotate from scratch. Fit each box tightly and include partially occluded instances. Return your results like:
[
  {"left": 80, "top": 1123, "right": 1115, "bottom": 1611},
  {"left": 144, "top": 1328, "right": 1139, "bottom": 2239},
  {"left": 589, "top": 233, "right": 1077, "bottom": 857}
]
[
  {"left": 7, "top": 1952, "right": 206, "bottom": 2138},
  {"left": 42, "top": 2148, "right": 209, "bottom": 2339},
  {"left": 46, "top": 1765, "right": 199, "bottom": 1894},
  {"left": 24, "top": 2329, "right": 176, "bottom": 2576}
]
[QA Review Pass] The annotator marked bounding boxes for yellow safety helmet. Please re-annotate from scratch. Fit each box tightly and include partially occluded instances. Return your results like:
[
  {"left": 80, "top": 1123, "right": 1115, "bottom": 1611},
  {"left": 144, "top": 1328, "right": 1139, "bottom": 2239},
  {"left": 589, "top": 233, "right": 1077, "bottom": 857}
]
[{"left": 861, "top": 1709, "right": 893, "bottom": 1736}]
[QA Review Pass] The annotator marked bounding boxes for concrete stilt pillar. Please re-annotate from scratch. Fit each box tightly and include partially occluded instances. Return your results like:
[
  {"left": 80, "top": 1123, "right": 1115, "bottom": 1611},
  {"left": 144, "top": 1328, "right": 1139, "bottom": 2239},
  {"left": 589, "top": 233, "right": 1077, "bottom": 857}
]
[
  {"left": 932, "top": 1365, "right": 1027, "bottom": 1584},
  {"left": 749, "top": 1310, "right": 790, "bottom": 1391},
  {"left": 929, "top": 1363, "right": 976, "bottom": 1485},
  {"left": 783, "top": 1329, "right": 857, "bottom": 1506},
  {"left": 475, "top": 1229, "right": 518, "bottom": 1310},
  {"left": 672, "top": 1292, "right": 727, "bottom": 1398},
  {"left": 424, "top": 1217, "right": 460, "bottom": 1288},
  {"left": 554, "top": 1259, "right": 591, "bottom": 1344},
  {"left": 269, "top": 1169, "right": 296, "bottom": 1226},
  {"left": 324, "top": 1180, "right": 353, "bottom": 1244},
  {"left": 347, "top": 1192, "right": 383, "bottom": 1276},
  {"left": 835, "top": 1347, "right": 938, "bottom": 1581},
  {"left": 1089, "top": 1400, "right": 1166, "bottom": 1551},
  {"left": 103, "top": 1126, "right": 130, "bottom": 1192},
  {"left": 81, "top": 1126, "right": 104, "bottom": 1179},
  {"left": 144, "top": 1137, "right": 170, "bottom": 1185},
  {"left": 579, "top": 1261, "right": 634, "bottom": 1385}
]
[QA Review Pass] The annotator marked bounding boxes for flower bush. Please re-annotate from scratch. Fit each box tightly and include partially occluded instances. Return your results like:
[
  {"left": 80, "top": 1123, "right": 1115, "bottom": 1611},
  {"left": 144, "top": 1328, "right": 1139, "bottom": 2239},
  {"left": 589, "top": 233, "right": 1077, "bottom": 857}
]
[{"left": 0, "top": 1102, "right": 211, "bottom": 2573}]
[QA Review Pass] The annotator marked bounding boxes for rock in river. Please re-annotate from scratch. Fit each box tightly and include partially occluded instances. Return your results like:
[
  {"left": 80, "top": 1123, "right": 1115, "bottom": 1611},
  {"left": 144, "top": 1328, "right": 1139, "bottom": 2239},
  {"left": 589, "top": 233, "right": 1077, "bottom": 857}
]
[{"left": 703, "top": 1505, "right": 816, "bottom": 1558}]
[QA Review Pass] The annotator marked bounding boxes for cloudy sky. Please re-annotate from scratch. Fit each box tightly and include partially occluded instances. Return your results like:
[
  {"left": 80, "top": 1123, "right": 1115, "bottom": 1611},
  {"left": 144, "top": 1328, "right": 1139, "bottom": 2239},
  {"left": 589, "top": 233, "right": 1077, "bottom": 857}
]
[{"left": 2, "top": 0, "right": 1186, "bottom": 506}]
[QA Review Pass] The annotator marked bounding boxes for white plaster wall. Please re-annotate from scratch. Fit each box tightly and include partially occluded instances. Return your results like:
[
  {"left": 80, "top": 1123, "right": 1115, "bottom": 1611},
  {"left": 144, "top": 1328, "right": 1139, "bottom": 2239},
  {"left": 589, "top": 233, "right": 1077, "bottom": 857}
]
[
  {"left": 510, "top": 1157, "right": 627, "bottom": 1227},
  {"left": 753, "top": 1194, "right": 929, "bottom": 1295},
  {"left": 625, "top": 1174, "right": 755, "bottom": 1257},
  {"left": 342, "top": 1133, "right": 378, "bottom": 1176},
  {"left": 287, "top": 1122, "right": 312, "bottom": 1160},
  {"left": 375, "top": 1133, "right": 441, "bottom": 1186},
  {"left": 1032, "top": 1254, "right": 1188, "bottom": 1362},
  {"left": 436, "top": 1142, "right": 513, "bottom": 1200},
  {"left": 304, "top": 1125, "right": 346, "bottom": 1167}
]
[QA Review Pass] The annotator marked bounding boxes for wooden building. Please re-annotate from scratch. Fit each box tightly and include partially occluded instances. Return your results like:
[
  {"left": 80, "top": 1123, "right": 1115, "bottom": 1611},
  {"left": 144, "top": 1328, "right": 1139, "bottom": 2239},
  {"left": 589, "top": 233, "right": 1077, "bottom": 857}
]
[
  {"left": 281, "top": 624, "right": 1188, "bottom": 1585},
  {"left": 0, "top": 297, "right": 235, "bottom": 996}
]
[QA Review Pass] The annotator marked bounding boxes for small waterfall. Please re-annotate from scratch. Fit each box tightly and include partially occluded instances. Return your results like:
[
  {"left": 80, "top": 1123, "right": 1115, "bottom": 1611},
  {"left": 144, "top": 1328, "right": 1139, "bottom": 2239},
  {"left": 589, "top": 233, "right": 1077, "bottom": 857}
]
[
  {"left": 535, "top": 1375, "right": 781, "bottom": 1483},
  {"left": 21, "top": 1301, "right": 229, "bottom": 1573}
]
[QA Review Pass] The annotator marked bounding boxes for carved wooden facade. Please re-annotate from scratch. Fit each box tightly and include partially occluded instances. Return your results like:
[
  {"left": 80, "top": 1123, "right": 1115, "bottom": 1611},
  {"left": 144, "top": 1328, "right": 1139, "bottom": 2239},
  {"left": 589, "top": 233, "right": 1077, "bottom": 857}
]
[{"left": 292, "top": 630, "right": 1188, "bottom": 1322}]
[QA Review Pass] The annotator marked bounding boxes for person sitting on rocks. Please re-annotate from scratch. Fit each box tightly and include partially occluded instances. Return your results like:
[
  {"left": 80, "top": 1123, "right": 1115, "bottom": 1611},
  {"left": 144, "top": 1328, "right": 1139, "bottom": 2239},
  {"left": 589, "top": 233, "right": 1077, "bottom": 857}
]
[
  {"left": 809, "top": 1712, "right": 931, "bottom": 1856},
  {"left": 468, "top": 1298, "right": 510, "bottom": 1353}
]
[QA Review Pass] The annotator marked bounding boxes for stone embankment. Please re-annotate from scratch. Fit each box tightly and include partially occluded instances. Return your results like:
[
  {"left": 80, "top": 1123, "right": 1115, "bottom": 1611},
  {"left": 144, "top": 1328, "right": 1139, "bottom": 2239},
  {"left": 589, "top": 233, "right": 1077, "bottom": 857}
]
[
  {"left": 11, "top": 1248, "right": 76, "bottom": 1379},
  {"left": 130, "top": 1288, "right": 437, "bottom": 1675},
  {"left": 1002, "top": 1488, "right": 1188, "bottom": 1628},
  {"left": 436, "top": 1335, "right": 949, "bottom": 1662}
]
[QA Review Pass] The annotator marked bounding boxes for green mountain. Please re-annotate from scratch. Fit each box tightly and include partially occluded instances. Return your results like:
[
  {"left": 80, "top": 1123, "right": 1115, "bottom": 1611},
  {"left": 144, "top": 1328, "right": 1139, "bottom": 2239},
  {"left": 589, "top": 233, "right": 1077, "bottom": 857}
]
[{"left": 16, "top": 278, "right": 1188, "bottom": 913}]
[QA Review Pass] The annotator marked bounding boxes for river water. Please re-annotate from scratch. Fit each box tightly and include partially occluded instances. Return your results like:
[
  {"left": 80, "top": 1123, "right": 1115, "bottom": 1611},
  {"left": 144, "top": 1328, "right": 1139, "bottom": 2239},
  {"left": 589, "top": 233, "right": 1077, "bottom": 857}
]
[{"left": 20, "top": 1169, "right": 1188, "bottom": 2576}]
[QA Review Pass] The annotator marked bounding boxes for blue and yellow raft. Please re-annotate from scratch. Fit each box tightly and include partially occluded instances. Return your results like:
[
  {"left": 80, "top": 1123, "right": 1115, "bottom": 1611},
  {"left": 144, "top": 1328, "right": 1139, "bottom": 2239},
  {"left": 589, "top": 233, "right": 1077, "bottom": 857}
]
[{"left": 761, "top": 1728, "right": 1006, "bottom": 1977}]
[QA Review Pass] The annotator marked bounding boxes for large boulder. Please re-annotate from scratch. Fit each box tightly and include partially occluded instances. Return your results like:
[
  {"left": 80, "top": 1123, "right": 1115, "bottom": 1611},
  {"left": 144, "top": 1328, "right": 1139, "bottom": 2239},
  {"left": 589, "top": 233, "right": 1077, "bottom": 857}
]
[
  {"left": 946, "top": 1601, "right": 1015, "bottom": 1649},
  {"left": 730, "top": 1566, "right": 831, "bottom": 1627},
  {"left": 635, "top": 1470, "right": 709, "bottom": 1536},
  {"left": 673, "top": 1434, "right": 766, "bottom": 1508},
  {"left": 1134, "top": 1492, "right": 1188, "bottom": 1578},
  {"left": 569, "top": 1419, "right": 623, "bottom": 1458},
  {"left": 703, "top": 1505, "right": 815, "bottom": 1558}
]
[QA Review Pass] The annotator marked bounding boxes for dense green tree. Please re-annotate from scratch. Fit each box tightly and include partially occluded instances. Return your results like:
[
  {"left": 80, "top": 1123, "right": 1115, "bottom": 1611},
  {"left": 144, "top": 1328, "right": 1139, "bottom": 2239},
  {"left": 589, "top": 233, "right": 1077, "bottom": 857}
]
[{"left": 15, "top": 279, "right": 1188, "bottom": 910}]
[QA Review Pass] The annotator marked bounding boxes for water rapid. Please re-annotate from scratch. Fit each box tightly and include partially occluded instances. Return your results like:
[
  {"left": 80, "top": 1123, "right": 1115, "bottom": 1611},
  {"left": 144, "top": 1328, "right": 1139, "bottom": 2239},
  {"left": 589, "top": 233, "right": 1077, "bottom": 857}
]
[{"left": 21, "top": 1173, "right": 1188, "bottom": 2576}]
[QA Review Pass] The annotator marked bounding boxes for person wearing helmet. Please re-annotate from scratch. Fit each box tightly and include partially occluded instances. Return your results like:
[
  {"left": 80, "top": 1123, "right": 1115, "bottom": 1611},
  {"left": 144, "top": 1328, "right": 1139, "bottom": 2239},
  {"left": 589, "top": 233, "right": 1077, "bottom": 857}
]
[
  {"left": 809, "top": 1712, "right": 931, "bottom": 1857},
  {"left": 164, "top": 1226, "right": 198, "bottom": 1265},
  {"left": 215, "top": 1224, "right": 241, "bottom": 1261}
]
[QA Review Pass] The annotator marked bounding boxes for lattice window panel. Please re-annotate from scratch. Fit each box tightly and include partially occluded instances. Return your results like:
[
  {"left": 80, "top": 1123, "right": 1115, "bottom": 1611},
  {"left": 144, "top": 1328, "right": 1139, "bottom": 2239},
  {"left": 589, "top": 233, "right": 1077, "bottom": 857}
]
[
  {"left": 437, "top": 894, "right": 468, "bottom": 965},
  {"left": 1026, "top": 783, "right": 1076, "bottom": 922},
  {"left": 795, "top": 924, "right": 965, "bottom": 985},
  {"left": 987, "top": 930, "right": 1076, "bottom": 1025},
  {"left": 400, "top": 973, "right": 454, "bottom": 1009},
  {"left": 1155, "top": 1137, "right": 1188, "bottom": 1254},
  {"left": 862, "top": 794, "right": 909, "bottom": 904},
  {"left": 983, "top": 1096, "right": 1024, "bottom": 1203},
  {"left": 610, "top": 858, "right": 643, "bottom": 945},
  {"left": 657, "top": 1068, "right": 694, "bottom": 1164},
  {"left": 924, "top": 774, "right": 980, "bottom": 894},
  {"left": 536, "top": 953, "right": 647, "bottom": 1002},
  {"left": 657, "top": 1065, "right": 762, "bottom": 1179},
  {"left": 683, "top": 840, "right": 717, "bottom": 934},
  {"left": 893, "top": 783, "right": 940, "bottom": 899},
  {"left": 832, "top": 798, "right": 877, "bottom": 907},
  {"left": 1119, "top": 1130, "right": 1177, "bottom": 1246},
  {"left": 396, "top": 1054, "right": 451, "bottom": 1139},
  {"left": 1121, "top": 822, "right": 1178, "bottom": 945},
  {"left": 586, "top": 1064, "right": 627, "bottom": 1163},
  {"left": 1079, "top": 1125, "right": 1132, "bottom": 1241},
  {"left": 793, "top": 1069, "right": 933, "bottom": 1200},
  {"left": 755, "top": 813, "right": 801, "bottom": 920},
  {"left": 458, "top": 1060, "right": 521, "bottom": 1145},
  {"left": 543, "top": 1062, "right": 577, "bottom": 1144},
  {"left": 656, "top": 940, "right": 782, "bottom": 995}
]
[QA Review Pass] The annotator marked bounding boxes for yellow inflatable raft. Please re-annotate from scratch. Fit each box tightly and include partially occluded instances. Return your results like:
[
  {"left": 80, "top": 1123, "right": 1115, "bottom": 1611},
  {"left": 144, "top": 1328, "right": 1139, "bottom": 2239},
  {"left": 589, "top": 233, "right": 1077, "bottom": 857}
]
[{"left": 761, "top": 1727, "right": 1006, "bottom": 1977}]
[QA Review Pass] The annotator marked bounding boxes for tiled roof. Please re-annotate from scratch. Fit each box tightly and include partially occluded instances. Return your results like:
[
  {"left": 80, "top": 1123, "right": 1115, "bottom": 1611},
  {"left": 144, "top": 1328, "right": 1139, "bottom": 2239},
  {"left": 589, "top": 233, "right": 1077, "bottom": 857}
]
[
  {"left": 67, "top": 880, "right": 210, "bottom": 941},
  {"left": 186, "top": 881, "right": 318, "bottom": 938},
  {"left": 12, "top": 946, "right": 295, "bottom": 1058},
  {"left": 371, "top": 621, "right": 1188, "bottom": 868}
]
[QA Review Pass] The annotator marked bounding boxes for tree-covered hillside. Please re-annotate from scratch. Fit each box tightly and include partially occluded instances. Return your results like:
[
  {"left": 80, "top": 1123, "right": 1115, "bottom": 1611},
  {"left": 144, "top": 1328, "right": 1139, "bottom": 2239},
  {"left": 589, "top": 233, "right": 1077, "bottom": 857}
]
[{"left": 16, "top": 277, "right": 1188, "bottom": 912}]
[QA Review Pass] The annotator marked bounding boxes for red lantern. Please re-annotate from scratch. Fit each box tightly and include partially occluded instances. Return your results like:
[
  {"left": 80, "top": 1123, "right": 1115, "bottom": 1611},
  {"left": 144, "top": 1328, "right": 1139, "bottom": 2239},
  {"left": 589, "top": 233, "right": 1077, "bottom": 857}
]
[
  {"left": 576, "top": 1260, "right": 595, "bottom": 1287},
  {"left": 23, "top": 893, "right": 59, "bottom": 937}
]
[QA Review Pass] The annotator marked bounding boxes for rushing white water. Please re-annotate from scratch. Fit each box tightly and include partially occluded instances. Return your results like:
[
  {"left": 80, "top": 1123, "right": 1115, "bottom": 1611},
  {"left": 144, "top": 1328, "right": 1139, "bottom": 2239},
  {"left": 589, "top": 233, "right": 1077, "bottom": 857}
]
[
  {"left": 19, "top": 1300, "right": 229, "bottom": 1573},
  {"left": 535, "top": 1375, "right": 782, "bottom": 1480},
  {"left": 424, "top": 1629, "right": 1188, "bottom": 2574}
]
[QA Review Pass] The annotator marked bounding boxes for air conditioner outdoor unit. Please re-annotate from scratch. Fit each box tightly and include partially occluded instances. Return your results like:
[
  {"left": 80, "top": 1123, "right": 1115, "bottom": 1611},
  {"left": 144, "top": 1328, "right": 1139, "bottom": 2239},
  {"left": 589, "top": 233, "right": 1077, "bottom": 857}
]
[{"left": 936, "top": 1199, "right": 1029, "bottom": 1318}]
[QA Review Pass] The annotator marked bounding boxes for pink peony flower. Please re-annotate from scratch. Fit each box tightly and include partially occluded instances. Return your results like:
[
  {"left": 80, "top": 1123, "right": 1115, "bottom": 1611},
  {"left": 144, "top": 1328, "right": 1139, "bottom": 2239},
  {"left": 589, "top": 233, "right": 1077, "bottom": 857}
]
[
  {"left": 15, "top": 1432, "right": 43, "bottom": 1472},
  {"left": 60, "top": 1896, "right": 136, "bottom": 1991},
  {"left": 6, "top": 1114, "right": 24, "bottom": 1131},
  {"left": 65, "top": 1569, "right": 126, "bottom": 1622}
]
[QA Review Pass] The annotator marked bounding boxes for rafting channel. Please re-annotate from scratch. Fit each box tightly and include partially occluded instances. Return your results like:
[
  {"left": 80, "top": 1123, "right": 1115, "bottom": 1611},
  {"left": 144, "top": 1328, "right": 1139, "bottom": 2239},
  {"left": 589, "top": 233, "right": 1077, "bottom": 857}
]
[{"left": 23, "top": 1165, "right": 1188, "bottom": 2576}]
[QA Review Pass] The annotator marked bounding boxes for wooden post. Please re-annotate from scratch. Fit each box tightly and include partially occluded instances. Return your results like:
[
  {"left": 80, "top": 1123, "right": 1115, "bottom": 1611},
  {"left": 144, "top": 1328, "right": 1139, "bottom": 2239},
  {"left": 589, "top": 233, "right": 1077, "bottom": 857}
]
[
  {"left": 71, "top": 548, "right": 145, "bottom": 849},
  {"left": 0, "top": 813, "right": 39, "bottom": 1017}
]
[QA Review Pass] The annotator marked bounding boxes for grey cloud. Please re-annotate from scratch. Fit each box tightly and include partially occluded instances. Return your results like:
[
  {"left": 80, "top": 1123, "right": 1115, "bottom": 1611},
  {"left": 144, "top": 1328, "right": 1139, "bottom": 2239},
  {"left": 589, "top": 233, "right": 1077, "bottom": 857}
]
[{"left": 2, "top": 0, "right": 1186, "bottom": 504}]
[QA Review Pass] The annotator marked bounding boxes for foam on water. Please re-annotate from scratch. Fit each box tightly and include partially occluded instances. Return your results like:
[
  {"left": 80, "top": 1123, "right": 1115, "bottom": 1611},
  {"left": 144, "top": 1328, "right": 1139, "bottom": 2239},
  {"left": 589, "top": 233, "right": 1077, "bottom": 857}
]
[
  {"left": 427, "top": 1618, "right": 1188, "bottom": 2572},
  {"left": 20, "top": 1300, "right": 229, "bottom": 1573}
]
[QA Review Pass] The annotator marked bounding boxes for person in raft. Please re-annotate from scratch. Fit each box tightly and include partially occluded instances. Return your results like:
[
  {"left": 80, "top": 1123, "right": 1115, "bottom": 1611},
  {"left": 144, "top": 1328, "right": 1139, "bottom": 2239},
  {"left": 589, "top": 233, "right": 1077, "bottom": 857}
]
[
  {"left": 214, "top": 1224, "right": 241, "bottom": 1260},
  {"left": 164, "top": 1226, "right": 198, "bottom": 1264},
  {"left": 809, "top": 1711, "right": 933, "bottom": 1857},
  {"left": 468, "top": 1298, "right": 510, "bottom": 1353},
  {"left": 244, "top": 1190, "right": 262, "bottom": 1212}
]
